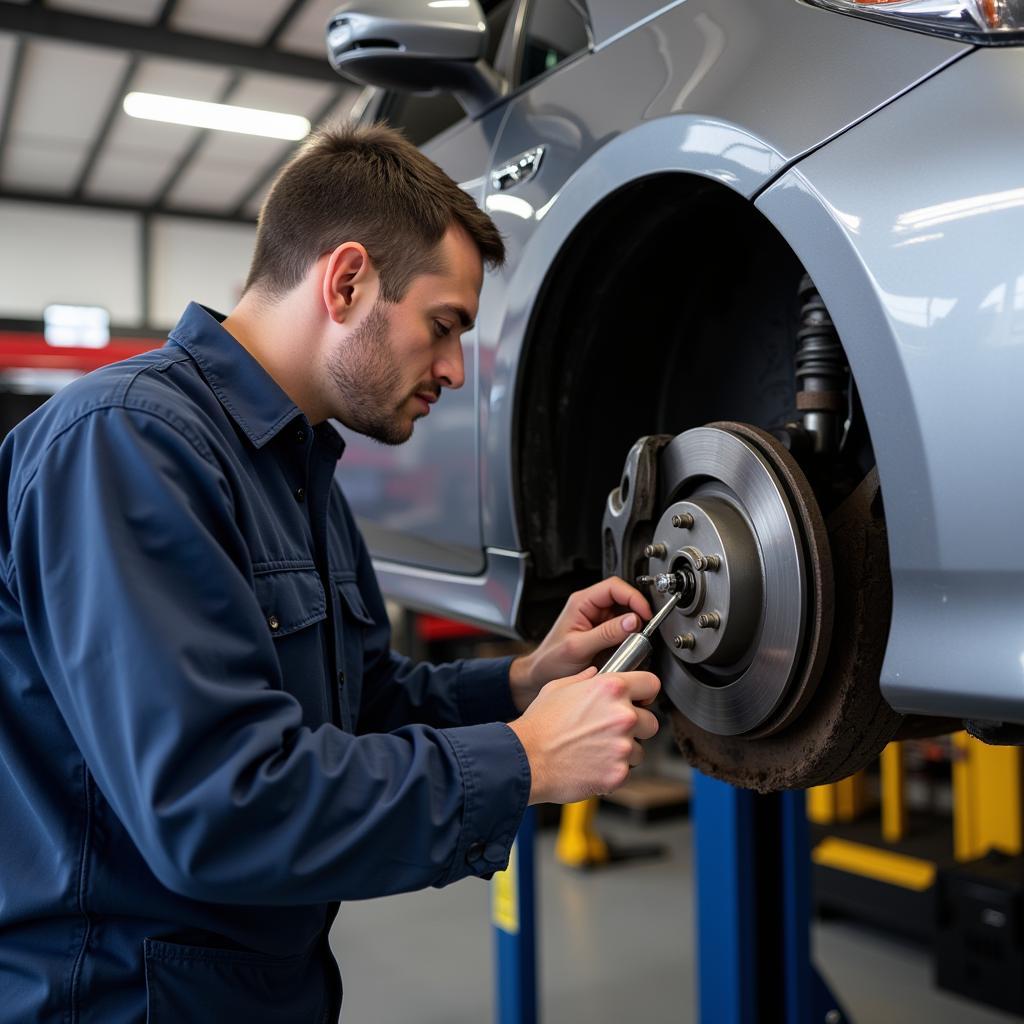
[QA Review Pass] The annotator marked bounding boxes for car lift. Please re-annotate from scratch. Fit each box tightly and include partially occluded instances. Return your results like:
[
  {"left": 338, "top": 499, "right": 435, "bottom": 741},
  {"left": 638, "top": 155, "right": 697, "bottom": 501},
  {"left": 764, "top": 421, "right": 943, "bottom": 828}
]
[{"left": 492, "top": 776, "right": 849, "bottom": 1023}]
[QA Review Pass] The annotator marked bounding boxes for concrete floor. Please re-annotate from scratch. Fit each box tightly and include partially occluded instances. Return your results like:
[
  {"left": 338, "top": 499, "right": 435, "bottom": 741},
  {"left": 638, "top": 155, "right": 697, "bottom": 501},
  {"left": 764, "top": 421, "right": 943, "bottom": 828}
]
[{"left": 330, "top": 813, "right": 1019, "bottom": 1024}]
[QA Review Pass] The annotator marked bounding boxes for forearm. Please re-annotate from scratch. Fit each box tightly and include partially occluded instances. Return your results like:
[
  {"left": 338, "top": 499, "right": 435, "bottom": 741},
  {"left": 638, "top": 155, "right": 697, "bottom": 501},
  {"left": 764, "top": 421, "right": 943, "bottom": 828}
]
[
  {"left": 130, "top": 720, "right": 529, "bottom": 904},
  {"left": 358, "top": 650, "right": 519, "bottom": 731}
]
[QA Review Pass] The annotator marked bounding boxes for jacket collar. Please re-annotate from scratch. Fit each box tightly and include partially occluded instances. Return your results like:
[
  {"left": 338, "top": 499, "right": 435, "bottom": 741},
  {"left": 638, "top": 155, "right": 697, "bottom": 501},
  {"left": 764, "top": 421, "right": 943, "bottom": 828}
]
[{"left": 166, "top": 302, "right": 343, "bottom": 457}]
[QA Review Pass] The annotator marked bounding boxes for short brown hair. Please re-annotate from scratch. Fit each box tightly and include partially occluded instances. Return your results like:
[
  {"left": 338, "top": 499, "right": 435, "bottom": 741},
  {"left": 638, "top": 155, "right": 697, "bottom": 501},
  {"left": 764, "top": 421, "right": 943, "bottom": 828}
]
[{"left": 244, "top": 121, "right": 505, "bottom": 302}]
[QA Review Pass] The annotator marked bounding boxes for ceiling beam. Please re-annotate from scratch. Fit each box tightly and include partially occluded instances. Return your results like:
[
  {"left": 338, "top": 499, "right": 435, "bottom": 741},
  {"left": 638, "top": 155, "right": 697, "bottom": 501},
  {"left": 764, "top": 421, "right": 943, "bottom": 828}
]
[
  {"left": 71, "top": 55, "right": 138, "bottom": 199},
  {"left": 155, "top": 0, "right": 179, "bottom": 28},
  {"left": 0, "top": 4, "right": 341, "bottom": 83},
  {"left": 265, "top": 0, "right": 310, "bottom": 48},
  {"left": 0, "top": 188, "right": 257, "bottom": 225},
  {"left": 0, "top": 37, "right": 26, "bottom": 182}
]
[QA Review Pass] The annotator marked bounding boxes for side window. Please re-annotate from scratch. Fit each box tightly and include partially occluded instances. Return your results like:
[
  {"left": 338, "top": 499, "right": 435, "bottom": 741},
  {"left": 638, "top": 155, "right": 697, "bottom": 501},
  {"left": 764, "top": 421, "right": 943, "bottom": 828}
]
[
  {"left": 380, "top": 92, "right": 466, "bottom": 148},
  {"left": 520, "top": 0, "right": 590, "bottom": 87},
  {"left": 381, "top": 0, "right": 515, "bottom": 147}
]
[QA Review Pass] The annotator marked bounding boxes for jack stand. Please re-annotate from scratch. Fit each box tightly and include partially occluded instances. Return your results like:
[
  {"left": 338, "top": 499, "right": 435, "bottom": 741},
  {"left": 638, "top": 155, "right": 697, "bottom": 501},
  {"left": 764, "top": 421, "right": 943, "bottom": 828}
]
[
  {"left": 556, "top": 796, "right": 667, "bottom": 870},
  {"left": 693, "top": 772, "right": 849, "bottom": 1024},
  {"left": 556, "top": 798, "right": 610, "bottom": 868},
  {"left": 492, "top": 807, "right": 538, "bottom": 1024}
]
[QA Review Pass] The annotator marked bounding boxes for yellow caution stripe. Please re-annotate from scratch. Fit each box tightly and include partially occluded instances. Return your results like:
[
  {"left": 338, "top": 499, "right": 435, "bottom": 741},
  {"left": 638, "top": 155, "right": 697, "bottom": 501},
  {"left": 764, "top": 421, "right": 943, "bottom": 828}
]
[{"left": 812, "top": 837, "right": 936, "bottom": 892}]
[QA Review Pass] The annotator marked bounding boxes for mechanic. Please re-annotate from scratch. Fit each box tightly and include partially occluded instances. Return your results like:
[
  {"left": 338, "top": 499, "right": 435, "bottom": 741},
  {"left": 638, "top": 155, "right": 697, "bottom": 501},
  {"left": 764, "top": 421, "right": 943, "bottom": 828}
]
[{"left": 0, "top": 122, "right": 661, "bottom": 1023}]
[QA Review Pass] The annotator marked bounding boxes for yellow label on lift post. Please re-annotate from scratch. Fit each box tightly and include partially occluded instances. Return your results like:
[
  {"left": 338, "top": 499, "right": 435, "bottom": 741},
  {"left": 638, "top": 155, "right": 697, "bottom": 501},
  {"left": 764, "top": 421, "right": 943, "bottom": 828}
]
[{"left": 491, "top": 841, "right": 519, "bottom": 934}]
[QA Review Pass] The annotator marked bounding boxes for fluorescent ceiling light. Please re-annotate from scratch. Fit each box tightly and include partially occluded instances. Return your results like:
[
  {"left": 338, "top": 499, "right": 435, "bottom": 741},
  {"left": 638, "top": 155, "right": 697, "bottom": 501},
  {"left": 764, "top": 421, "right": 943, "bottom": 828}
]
[{"left": 123, "top": 92, "right": 310, "bottom": 141}]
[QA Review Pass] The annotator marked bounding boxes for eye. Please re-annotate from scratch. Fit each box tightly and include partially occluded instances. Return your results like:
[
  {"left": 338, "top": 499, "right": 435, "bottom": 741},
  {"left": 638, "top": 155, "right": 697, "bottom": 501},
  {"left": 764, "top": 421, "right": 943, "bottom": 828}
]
[{"left": 434, "top": 320, "right": 453, "bottom": 338}]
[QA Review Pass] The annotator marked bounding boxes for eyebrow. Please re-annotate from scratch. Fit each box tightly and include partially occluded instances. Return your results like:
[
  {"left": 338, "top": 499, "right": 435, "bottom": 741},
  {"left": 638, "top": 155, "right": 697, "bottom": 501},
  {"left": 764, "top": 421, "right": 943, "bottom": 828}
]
[{"left": 435, "top": 304, "right": 475, "bottom": 331}]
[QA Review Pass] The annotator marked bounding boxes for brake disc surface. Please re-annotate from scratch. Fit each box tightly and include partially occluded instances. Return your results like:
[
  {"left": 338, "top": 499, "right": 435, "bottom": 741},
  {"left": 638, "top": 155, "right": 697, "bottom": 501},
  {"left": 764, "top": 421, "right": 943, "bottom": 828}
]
[
  {"left": 647, "top": 424, "right": 828, "bottom": 737},
  {"left": 605, "top": 422, "right": 925, "bottom": 790}
]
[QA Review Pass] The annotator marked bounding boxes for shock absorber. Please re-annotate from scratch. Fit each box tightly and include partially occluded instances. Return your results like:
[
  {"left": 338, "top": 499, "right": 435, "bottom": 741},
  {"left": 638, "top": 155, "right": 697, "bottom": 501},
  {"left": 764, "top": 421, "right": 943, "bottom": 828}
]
[{"left": 795, "top": 274, "right": 848, "bottom": 456}]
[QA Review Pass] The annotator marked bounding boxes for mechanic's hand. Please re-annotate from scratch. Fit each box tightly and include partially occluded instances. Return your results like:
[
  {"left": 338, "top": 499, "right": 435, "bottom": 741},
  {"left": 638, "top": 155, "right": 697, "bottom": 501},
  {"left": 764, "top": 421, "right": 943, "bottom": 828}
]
[
  {"left": 509, "top": 576, "right": 653, "bottom": 713},
  {"left": 508, "top": 666, "right": 661, "bottom": 804}
]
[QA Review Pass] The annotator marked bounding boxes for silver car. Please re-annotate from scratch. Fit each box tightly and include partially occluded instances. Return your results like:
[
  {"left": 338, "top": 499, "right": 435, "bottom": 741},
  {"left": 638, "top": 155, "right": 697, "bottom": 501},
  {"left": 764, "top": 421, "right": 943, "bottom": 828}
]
[{"left": 327, "top": 0, "right": 1024, "bottom": 789}]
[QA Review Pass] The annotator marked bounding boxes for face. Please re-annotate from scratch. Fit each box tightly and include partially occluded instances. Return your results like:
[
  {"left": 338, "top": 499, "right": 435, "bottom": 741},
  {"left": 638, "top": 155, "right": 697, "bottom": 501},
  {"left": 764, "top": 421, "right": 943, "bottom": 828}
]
[{"left": 324, "top": 225, "right": 482, "bottom": 445}]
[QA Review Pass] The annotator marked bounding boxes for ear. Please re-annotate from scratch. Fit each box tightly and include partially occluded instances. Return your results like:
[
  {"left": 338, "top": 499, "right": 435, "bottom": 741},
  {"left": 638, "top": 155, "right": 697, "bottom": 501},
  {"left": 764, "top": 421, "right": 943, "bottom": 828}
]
[{"left": 321, "top": 242, "right": 376, "bottom": 324}]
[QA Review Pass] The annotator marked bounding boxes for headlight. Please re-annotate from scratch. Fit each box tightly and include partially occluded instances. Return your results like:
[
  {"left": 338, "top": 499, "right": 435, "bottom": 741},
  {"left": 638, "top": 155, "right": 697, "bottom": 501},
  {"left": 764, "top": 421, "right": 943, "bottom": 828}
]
[{"left": 801, "top": 0, "right": 1024, "bottom": 43}]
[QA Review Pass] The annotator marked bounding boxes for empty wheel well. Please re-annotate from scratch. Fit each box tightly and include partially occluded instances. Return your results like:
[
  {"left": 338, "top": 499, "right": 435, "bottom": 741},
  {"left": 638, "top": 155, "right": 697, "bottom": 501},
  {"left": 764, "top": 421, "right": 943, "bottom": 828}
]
[{"left": 514, "top": 174, "right": 810, "bottom": 637}]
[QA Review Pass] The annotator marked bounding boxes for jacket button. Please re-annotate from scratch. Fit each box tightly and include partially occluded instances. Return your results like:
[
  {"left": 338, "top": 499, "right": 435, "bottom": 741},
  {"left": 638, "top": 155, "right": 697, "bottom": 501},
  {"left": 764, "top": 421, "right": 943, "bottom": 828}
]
[
  {"left": 295, "top": 428, "right": 307, "bottom": 444},
  {"left": 466, "top": 841, "right": 485, "bottom": 863},
  {"left": 294, "top": 487, "right": 306, "bottom": 502},
  {"left": 268, "top": 615, "right": 280, "bottom": 631},
  {"left": 337, "top": 670, "right": 346, "bottom": 687}
]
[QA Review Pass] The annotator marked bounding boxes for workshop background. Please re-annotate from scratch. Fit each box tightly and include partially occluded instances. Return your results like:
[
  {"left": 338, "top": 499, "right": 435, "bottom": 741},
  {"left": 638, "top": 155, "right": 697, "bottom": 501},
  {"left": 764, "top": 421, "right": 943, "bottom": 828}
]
[{"left": 0, "top": 1, "right": 1021, "bottom": 1022}]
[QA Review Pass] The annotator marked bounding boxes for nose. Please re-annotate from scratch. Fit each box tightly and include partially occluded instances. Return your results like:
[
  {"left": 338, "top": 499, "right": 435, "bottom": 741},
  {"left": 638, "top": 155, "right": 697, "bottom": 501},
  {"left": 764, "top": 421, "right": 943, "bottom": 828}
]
[{"left": 433, "top": 335, "right": 465, "bottom": 390}]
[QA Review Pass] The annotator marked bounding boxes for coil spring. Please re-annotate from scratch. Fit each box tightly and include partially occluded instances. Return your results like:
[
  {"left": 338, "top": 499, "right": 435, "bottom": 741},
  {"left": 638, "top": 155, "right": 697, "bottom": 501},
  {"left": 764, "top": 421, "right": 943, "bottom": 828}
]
[{"left": 795, "top": 274, "right": 846, "bottom": 395}]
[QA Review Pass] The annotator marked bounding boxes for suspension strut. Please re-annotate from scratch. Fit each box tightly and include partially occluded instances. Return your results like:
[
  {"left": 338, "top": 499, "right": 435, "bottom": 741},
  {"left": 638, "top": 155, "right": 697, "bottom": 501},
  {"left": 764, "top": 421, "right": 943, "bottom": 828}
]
[{"left": 794, "top": 274, "right": 848, "bottom": 457}]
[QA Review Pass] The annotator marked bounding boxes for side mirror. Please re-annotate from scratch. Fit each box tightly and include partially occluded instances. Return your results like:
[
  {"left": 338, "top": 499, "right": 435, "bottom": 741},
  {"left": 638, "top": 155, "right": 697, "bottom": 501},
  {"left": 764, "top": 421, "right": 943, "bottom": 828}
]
[{"left": 327, "top": 0, "right": 505, "bottom": 118}]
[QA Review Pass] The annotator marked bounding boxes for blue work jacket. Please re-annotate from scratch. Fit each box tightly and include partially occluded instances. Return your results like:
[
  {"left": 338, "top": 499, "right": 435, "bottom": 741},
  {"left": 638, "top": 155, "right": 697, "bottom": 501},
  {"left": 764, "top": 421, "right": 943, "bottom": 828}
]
[{"left": 0, "top": 302, "right": 530, "bottom": 1023}]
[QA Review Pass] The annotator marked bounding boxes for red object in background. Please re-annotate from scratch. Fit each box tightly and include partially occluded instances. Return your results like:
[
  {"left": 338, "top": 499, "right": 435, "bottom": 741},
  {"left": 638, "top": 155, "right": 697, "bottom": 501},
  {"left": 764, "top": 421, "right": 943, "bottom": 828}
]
[
  {"left": 415, "top": 614, "right": 488, "bottom": 643},
  {"left": 0, "top": 331, "right": 162, "bottom": 372}
]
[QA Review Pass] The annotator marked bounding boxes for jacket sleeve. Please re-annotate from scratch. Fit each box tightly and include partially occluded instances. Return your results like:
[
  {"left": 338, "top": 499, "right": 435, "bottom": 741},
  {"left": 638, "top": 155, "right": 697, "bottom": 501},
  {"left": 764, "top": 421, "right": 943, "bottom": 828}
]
[
  {"left": 7, "top": 403, "right": 530, "bottom": 905},
  {"left": 342, "top": 495, "right": 523, "bottom": 735}
]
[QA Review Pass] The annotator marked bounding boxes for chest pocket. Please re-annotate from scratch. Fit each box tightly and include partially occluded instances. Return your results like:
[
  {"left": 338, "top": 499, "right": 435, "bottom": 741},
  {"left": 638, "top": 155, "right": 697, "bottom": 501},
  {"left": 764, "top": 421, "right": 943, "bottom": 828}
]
[
  {"left": 332, "top": 571, "right": 376, "bottom": 731},
  {"left": 253, "top": 565, "right": 330, "bottom": 729}
]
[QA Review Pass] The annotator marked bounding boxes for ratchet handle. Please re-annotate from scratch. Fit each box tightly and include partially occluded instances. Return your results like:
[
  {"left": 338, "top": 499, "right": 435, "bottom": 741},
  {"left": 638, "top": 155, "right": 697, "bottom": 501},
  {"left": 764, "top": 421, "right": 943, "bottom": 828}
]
[{"left": 599, "top": 632, "right": 653, "bottom": 674}]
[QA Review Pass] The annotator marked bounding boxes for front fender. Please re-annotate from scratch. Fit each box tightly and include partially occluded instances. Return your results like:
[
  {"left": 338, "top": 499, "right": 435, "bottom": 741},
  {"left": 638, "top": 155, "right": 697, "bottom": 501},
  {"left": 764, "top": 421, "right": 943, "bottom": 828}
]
[{"left": 756, "top": 47, "right": 1024, "bottom": 722}]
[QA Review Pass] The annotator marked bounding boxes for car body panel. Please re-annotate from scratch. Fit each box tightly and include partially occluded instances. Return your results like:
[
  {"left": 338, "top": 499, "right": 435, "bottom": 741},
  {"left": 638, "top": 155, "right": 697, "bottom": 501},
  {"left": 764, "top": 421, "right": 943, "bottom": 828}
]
[
  {"left": 585, "top": 0, "right": 685, "bottom": 48},
  {"left": 359, "top": 0, "right": 965, "bottom": 630},
  {"left": 479, "top": 0, "right": 962, "bottom": 557},
  {"left": 341, "top": 0, "right": 1024, "bottom": 724},
  {"left": 756, "top": 46, "right": 1024, "bottom": 721}
]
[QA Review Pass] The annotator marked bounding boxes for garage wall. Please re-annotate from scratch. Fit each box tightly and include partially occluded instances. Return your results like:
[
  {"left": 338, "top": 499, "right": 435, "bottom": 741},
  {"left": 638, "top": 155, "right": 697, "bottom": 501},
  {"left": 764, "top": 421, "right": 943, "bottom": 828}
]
[
  {"left": 0, "top": 199, "right": 141, "bottom": 325},
  {"left": 0, "top": 199, "right": 257, "bottom": 332},
  {"left": 150, "top": 216, "right": 256, "bottom": 329}
]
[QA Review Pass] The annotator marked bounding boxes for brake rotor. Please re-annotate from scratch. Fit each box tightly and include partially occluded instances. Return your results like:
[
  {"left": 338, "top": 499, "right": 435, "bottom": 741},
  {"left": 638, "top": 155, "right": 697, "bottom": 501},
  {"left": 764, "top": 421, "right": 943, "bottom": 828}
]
[
  {"left": 646, "top": 422, "right": 832, "bottom": 738},
  {"left": 665, "top": 446, "right": 904, "bottom": 792},
  {"left": 603, "top": 421, "right": 927, "bottom": 790}
]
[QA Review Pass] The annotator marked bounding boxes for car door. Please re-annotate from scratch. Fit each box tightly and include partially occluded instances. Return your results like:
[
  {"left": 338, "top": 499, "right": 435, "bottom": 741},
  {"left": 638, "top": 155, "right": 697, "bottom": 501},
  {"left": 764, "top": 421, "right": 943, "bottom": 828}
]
[{"left": 334, "top": 1, "right": 515, "bottom": 577}]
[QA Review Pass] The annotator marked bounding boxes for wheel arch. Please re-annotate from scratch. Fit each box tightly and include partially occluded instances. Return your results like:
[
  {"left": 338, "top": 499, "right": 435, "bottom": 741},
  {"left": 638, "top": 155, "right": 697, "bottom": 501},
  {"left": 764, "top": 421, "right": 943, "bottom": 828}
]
[{"left": 489, "top": 119, "right": 815, "bottom": 630}]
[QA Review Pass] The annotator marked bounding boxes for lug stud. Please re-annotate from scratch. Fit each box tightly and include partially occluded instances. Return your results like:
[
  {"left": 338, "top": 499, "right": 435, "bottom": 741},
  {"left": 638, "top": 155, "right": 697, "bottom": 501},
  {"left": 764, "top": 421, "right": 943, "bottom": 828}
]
[
  {"left": 701, "top": 554, "right": 721, "bottom": 571},
  {"left": 644, "top": 543, "right": 667, "bottom": 558},
  {"left": 635, "top": 575, "right": 655, "bottom": 587},
  {"left": 673, "top": 633, "right": 696, "bottom": 650},
  {"left": 671, "top": 512, "right": 694, "bottom": 529},
  {"left": 697, "top": 611, "right": 721, "bottom": 630}
]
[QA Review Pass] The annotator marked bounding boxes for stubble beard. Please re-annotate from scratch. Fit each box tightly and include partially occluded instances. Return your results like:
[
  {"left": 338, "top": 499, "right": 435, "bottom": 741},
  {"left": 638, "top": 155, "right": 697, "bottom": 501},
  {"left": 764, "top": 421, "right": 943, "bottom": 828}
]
[{"left": 325, "top": 299, "right": 416, "bottom": 446}]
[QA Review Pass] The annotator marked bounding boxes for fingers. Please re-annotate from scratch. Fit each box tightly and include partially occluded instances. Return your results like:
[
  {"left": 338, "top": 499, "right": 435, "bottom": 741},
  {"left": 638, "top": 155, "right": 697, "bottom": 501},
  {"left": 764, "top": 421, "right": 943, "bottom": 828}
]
[
  {"left": 575, "top": 576, "right": 653, "bottom": 624},
  {"left": 613, "top": 670, "right": 660, "bottom": 706},
  {"left": 565, "top": 665, "right": 599, "bottom": 684},
  {"left": 568, "top": 612, "right": 643, "bottom": 665},
  {"left": 632, "top": 706, "right": 659, "bottom": 742},
  {"left": 628, "top": 739, "right": 646, "bottom": 769}
]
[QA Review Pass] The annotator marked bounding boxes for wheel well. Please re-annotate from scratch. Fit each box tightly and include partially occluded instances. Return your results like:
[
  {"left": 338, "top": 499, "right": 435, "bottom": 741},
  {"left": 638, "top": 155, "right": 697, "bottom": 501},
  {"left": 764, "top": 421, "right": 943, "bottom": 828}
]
[{"left": 514, "top": 173, "right": 810, "bottom": 637}]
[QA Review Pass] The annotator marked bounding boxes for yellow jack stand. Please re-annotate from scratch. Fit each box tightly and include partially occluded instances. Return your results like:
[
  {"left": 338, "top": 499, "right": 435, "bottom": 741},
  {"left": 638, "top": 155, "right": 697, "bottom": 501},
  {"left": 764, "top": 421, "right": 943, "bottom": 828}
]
[
  {"left": 807, "top": 768, "right": 871, "bottom": 826},
  {"left": 555, "top": 798, "right": 609, "bottom": 868},
  {"left": 952, "top": 731, "right": 1023, "bottom": 861}
]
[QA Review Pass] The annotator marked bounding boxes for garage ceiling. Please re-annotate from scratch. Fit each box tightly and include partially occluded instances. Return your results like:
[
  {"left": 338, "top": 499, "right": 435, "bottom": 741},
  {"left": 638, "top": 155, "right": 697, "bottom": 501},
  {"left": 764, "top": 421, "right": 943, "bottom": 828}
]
[{"left": 0, "top": 0, "right": 367, "bottom": 222}]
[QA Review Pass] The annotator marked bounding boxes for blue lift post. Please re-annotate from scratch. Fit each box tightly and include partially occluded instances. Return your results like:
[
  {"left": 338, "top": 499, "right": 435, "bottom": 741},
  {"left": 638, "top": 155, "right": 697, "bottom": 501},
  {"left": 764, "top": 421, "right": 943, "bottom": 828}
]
[
  {"left": 693, "top": 771, "right": 848, "bottom": 1024},
  {"left": 492, "top": 806, "right": 538, "bottom": 1024}
]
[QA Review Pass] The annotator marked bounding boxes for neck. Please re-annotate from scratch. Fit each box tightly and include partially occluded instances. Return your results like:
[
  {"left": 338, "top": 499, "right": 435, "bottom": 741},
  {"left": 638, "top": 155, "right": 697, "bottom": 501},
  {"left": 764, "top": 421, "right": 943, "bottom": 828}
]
[{"left": 222, "top": 289, "right": 326, "bottom": 423}]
